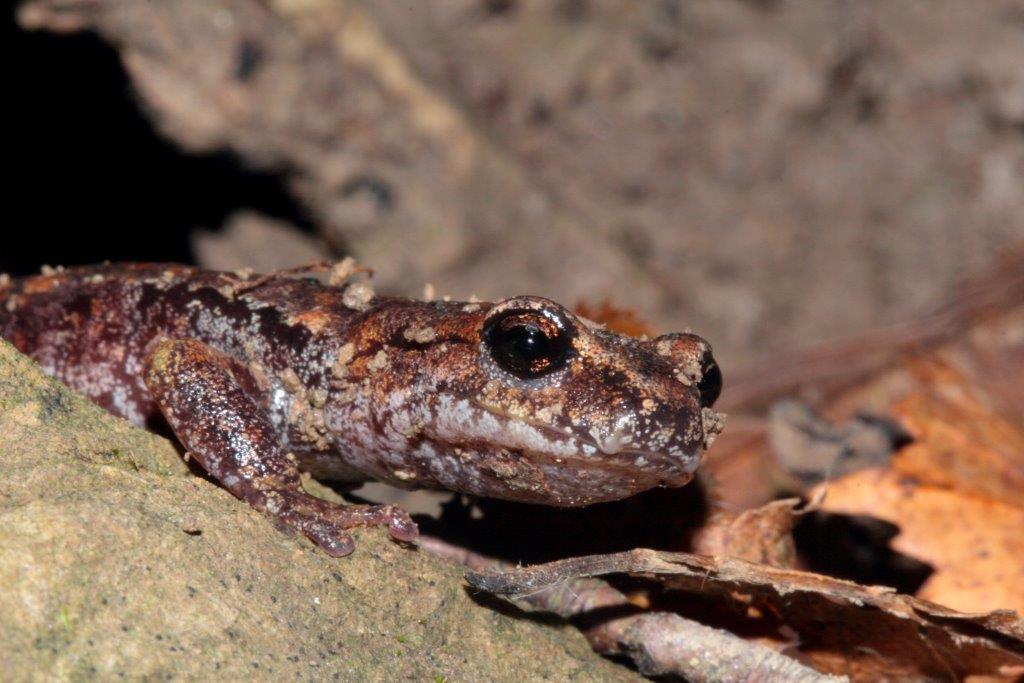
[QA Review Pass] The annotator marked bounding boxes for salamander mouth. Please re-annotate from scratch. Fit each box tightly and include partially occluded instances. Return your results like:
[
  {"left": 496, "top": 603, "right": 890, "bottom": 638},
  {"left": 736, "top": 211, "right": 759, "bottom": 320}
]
[{"left": 469, "top": 398, "right": 697, "bottom": 484}]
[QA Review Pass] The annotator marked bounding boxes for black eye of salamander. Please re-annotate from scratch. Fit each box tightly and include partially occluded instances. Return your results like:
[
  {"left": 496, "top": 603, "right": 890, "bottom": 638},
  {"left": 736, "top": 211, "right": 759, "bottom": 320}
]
[
  {"left": 484, "top": 310, "right": 571, "bottom": 379},
  {"left": 698, "top": 358, "right": 722, "bottom": 408}
]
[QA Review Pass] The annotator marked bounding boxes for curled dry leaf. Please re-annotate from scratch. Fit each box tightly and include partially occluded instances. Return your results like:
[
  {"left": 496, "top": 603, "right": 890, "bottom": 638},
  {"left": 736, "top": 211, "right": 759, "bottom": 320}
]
[
  {"left": 691, "top": 498, "right": 803, "bottom": 568},
  {"left": 419, "top": 537, "right": 837, "bottom": 683},
  {"left": 467, "top": 548, "right": 1024, "bottom": 681},
  {"left": 815, "top": 468, "right": 1024, "bottom": 615}
]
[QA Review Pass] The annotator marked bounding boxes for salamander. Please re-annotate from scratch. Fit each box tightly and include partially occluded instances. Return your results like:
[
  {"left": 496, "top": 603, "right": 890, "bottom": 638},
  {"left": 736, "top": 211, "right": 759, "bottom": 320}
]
[{"left": 0, "top": 262, "right": 724, "bottom": 556}]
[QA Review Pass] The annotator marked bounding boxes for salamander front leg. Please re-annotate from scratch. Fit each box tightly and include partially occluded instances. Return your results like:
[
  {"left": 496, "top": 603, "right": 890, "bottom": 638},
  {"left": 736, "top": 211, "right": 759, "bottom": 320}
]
[{"left": 142, "top": 338, "right": 417, "bottom": 557}]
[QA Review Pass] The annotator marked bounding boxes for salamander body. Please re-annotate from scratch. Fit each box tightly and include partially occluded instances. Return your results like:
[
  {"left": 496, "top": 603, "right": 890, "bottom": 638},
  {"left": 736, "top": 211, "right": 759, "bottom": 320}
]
[{"left": 0, "top": 263, "right": 724, "bottom": 555}]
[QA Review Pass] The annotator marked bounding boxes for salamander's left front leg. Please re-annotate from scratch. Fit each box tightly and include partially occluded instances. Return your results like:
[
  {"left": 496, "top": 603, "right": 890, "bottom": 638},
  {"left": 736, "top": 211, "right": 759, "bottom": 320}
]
[{"left": 143, "top": 338, "right": 418, "bottom": 557}]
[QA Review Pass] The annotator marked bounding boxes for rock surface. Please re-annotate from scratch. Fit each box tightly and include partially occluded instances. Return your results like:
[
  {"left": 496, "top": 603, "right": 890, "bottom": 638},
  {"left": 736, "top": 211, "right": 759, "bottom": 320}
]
[{"left": 0, "top": 339, "right": 636, "bottom": 681}]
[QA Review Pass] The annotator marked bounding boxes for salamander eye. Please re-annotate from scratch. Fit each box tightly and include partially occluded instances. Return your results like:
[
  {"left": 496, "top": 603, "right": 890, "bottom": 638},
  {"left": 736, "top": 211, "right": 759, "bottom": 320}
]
[
  {"left": 698, "top": 357, "right": 722, "bottom": 408},
  {"left": 483, "top": 308, "right": 572, "bottom": 379}
]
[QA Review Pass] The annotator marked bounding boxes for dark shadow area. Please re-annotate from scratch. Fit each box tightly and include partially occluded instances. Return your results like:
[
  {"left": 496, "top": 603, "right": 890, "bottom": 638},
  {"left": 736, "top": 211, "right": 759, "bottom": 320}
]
[
  {"left": 462, "top": 586, "right": 570, "bottom": 627},
  {"left": 620, "top": 575, "right": 793, "bottom": 641},
  {"left": 794, "top": 511, "right": 934, "bottom": 595},
  {"left": 3, "top": 7, "right": 313, "bottom": 276},
  {"left": 415, "top": 483, "right": 711, "bottom": 566}
]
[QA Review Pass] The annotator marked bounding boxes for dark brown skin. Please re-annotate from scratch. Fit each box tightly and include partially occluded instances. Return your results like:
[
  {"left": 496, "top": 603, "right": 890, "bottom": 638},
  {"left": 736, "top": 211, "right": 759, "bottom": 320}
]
[{"left": 0, "top": 263, "right": 724, "bottom": 556}]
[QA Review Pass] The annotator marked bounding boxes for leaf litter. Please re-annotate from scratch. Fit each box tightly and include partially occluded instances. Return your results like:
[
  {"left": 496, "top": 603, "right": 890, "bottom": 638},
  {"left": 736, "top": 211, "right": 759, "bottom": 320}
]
[{"left": 459, "top": 254, "right": 1024, "bottom": 681}]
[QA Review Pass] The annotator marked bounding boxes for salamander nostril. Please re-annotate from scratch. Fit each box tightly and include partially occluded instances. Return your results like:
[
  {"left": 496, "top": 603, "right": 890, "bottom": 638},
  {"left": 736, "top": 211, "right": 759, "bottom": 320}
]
[{"left": 698, "top": 358, "right": 722, "bottom": 407}]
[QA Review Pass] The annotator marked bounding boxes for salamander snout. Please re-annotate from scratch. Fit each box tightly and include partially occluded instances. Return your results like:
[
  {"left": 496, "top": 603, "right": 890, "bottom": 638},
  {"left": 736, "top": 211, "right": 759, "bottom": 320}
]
[
  {"left": 573, "top": 330, "right": 724, "bottom": 487},
  {"left": 426, "top": 298, "right": 725, "bottom": 506}
]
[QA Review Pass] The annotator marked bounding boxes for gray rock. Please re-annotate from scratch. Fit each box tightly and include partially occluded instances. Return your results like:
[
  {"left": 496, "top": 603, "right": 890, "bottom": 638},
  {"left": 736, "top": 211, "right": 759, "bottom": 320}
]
[{"left": 0, "top": 340, "right": 636, "bottom": 681}]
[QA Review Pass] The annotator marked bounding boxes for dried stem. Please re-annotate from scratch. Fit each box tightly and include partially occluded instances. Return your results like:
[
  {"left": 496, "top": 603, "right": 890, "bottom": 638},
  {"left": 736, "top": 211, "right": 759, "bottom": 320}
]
[{"left": 723, "top": 246, "right": 1024, "bottom": 411}]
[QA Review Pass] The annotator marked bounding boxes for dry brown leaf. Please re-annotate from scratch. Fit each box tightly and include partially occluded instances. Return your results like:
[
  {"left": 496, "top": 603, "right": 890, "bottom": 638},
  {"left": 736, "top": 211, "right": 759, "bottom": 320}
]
[
  {"left": 422, "top": 536, "right": 840, "bottom": 682},
  {"left": 468, "top": 548, "right": 1024, "bottom": 681},
  {"left": 700, "top": 423, "right": 789, "bottom": 511},
  {"left": 691, "top": 498, "right": 801, "bottom": 568},
  {"left": 816, "top": 468, "right": 1024, "bottom": 614},
  {"left": 574, "top": 300, "right": 657, "bottom": 339},
  {"left": 954, "top": 308, "right": 1024, "bottom": 428},
  {"left": 889, "top": 358, "right": 1024, "bottom": 507}
]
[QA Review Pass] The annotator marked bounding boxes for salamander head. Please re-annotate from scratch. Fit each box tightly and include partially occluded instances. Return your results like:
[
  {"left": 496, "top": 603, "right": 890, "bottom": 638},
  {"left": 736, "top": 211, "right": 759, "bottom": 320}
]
[{"left": 369, "top": 295, "right": 725, "bottom": 507}]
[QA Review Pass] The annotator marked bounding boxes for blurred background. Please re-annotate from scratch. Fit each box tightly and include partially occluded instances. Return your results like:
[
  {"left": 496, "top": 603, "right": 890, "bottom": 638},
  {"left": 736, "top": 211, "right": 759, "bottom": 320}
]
[{"left": 6, "top": 0, "right": 1024, "bottom": 384}]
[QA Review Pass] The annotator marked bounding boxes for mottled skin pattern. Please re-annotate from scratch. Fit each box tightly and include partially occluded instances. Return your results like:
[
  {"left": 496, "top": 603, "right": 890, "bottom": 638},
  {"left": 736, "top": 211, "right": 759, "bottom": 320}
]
[{"left": 0, "top": 263, "right": 724, "bottom": 556}]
